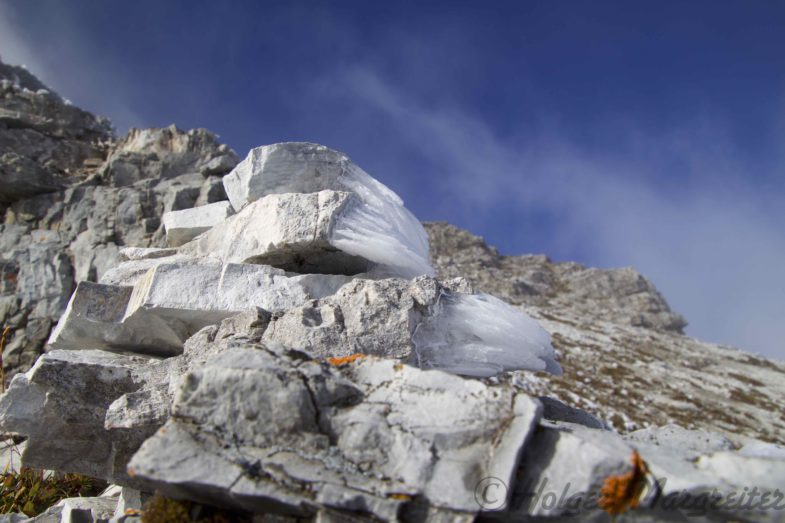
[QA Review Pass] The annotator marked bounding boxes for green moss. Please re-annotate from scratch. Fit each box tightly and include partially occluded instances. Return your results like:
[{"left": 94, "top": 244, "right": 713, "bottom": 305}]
[{"left": 0, "top": 466, "right": 104, "bottom": 516}]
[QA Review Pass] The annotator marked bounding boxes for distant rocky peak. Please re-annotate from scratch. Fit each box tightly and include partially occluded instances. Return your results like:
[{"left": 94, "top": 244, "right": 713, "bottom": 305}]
[{"left": 425, "top": 221, "right": 687, "bottom": 333}]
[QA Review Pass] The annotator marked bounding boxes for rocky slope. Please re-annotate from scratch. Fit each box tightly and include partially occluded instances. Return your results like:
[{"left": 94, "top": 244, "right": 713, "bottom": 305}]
[
  {"left": 0, "top": 58, "right": 239, "bottom": 374},
  {"left": 426, "top": 223, "right": 785, "bottom": 444},
  {"left": 1, "top": 59, "right": 784, "bottom": 523}
]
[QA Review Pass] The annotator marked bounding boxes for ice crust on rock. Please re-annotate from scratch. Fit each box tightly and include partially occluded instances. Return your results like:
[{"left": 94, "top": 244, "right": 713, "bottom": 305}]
[
  {"left": 219, "top": 142, "right": 433, "bottom": 279},
  {"left": 413, "top": 292, "right": 562, "bottom": 377}
]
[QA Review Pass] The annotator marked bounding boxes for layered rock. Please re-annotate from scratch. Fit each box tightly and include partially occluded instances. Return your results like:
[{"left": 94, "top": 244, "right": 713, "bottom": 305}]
[
  {"left": 0, "top": 57, "right": 240, "bottom": 378},
  {"left": 212, "top": 142, "right": 434, "bottom": 278},
  {"left": 0, "top": 60, "right": 112, "bottom": 202},
  {"left": 128, "top": 344, "right": 542, "bottom": 519}
]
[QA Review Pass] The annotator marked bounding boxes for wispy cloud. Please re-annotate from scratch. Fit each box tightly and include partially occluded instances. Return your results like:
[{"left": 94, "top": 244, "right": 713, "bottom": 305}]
[
  {"left": 0, "top": 3, "right": 143, "bottom": 132},
  {"left": 318, "top": 66, "right": 785, "bottom": 360}
]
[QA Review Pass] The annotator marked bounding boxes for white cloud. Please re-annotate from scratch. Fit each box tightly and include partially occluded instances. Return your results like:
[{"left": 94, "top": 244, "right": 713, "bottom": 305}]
[{"left": 324, "top": 66, "right": 785, "bottom": 360}]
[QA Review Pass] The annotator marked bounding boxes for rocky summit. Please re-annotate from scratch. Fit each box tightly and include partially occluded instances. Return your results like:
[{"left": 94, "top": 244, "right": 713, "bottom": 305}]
[{"left": 0, "top": 58, "right": 784, "bottom": 523}]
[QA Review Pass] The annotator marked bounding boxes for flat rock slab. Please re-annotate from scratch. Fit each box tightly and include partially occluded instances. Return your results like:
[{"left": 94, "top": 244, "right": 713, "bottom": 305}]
[
  {"left": 47, "top": 281, "right": 185, "bottom": 356},
  {"left": 163, "top": 200, "right": 234, "bottom": 247},
  {"left": 222, "top": 142, "right": 351, "bottom": 210},
  {"left": 181, "top": 190, "right": 371, "bottom": 274},
  {"left": 128, "top": 346, "right": 542, "bottom": 519},
  {"left": 50, "top": 263, "right": 351, "bottom": 357},
  {"left": 183, "top": 187, "right": 433, "bottom": 279}
]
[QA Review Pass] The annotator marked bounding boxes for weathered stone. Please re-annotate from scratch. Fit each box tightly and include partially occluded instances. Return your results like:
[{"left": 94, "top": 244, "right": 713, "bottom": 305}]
[
  {"left": 625, "top": 424, "right": 734, "bottom": 459},
  {"left": 0, "top": 58, "right": 112, "bottom": 187},
  {"left": 263, "top": 276, "right": 560, "bottom": 376},
  {"left": 426, "top": 222, "right": 687, "bottom": 333},
  {"left": 118, "top": 246, "right": 178, "bottom": 261},
  {"left": 111, "top": 487, "right": 150, "bottom": 521},
  {"left": 47, "top": 281, "right": 183, "bottom": 356},
  {"left": 220, "top": 143, "right": 434, "bottom": 278},
  {"left": 261, "top": 277, "right": 434, "bottom": 361},
  {"left": 506, "top": 421, "right": 632, "bottom": 518},
  {"left": 0, "top": 350, "right": 154, "bottom": 484},
  {"left": 539, "top": 396, "right": 609, "bottom": 430},
  {"left": 127, "top": 347, "right": 542, "bottom": 519},
  {"left": 0, "top": 61, "right": 240, "bottom": 379},
  {"left": 99, "top": 126, "right": 238, "bottom": 187},
  {"left": 182, "top": 190, "right": 371, "bottom": 275},
  {"left": 0, "top": 152, "right": 65, "bottom": 202},
  {"left": 162, "top": 200, "right": 234, "bottom": 247},
  {"left": 51, "top": 263, "right": 350, "bottom": 357},
  {"left": 222, "top": 142, "right": 352, "bottom": 210},
  {"left": 122, "top": 262, "right": 350, "bottom": 348},
  {"left": 57, "top": 497, "right": 118, "bottom": 523}
]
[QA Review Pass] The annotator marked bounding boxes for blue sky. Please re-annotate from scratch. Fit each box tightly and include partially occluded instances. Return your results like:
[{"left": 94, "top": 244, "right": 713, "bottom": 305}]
[{"left": 2, "top": 1, "right": 784, "bottom": 360}]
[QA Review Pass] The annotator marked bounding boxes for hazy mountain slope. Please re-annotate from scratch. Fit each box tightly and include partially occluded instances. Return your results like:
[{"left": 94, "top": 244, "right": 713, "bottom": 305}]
[{"left": 426, "top": 222, "right": 785, "bottom": 444}]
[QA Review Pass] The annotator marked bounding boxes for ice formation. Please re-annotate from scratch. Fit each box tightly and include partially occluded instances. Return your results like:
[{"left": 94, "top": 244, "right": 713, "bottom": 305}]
[
  {"left": 413, "top": 291, "right": 562, "bottom": 377},
  {"left": 330, "top": 162, "right": 434, "bottom": 279}
]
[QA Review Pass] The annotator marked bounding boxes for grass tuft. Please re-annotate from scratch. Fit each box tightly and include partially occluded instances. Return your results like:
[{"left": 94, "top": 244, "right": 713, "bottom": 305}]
[{"left": 0, "top": 466, "right": 103, "bottom": 516}]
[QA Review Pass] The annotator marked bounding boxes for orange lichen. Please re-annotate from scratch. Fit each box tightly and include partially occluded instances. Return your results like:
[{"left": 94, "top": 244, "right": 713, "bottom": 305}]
[
  {"left": 598, "top": 450, "right": 649, "bottom": 516},
  {"left": 388, "top": 493, "right": 411, "bottom": 501},
  {"left": 327, "top": 354, "right": 366, "bottom": 366}
]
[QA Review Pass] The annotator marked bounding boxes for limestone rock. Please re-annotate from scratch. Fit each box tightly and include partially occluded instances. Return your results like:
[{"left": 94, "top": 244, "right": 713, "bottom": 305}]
[
  {"left": 0, "top": 350, "right": 155, "bottom": 484},
  {"left": 127, "top": 345, "right": 543, "bottom": 518},
  {"left": 428, "top": 221, "right": 785, "bottom": 444},
  {"left": 221, "top": 143, "right": 433, "bottom": 278},
  {"left": 625, "top": 424, "right": 734, "bottom": 459},
  {"left": 46, "top": 281, "right": 183, "bottom": 356},
  {"left": 0, "top": 152, "right": 65, "bottom": 202},
  {"left": 0, "top": 73, "right": 239, "bottom": 378},
  {"left": 50, "top": 262, "right": 351, "bottom": 356},
  {"left": 99, "top": 126, "right": 238, "bottom": 187},
  {"left": 162, "top": 200, "right": 234, "bottom": 246},
  {"left": 182, "top": 190, "right": 372, "bottom": 275},
  {"left": 261, "top": 276, "right": 560, "bottom": 377},
  {"left": 426, "top": 222, "right": 686, "bottom": 332},
  {"left": 0, "top": 58, "right": 112, "bottom": 187},
  {"left": 506, "top": 421, "right": 633, "bottom": 518},
  {"left": 261, "top": 277, "right": 430, "bottom": 360},
  {"left": 57, "top": 497, "right": 118, "bottom": 523}
]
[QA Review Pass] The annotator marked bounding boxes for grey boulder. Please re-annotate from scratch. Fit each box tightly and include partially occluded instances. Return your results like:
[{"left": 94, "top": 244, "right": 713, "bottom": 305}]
[{"left": 127, "top": 345, "right": 543, "bottom": 519}]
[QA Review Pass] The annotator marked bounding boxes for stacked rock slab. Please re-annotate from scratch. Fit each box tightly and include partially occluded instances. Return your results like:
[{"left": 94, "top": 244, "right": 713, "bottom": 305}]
[
  {"left": 45, "top": 142, "right": 561, "bottom": 375},
  {"left": 1, "top": 55, "right": 240, "bottom": 378},
  {"left": 1, "top": 142, "right": 784, "bottom": 523}
]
